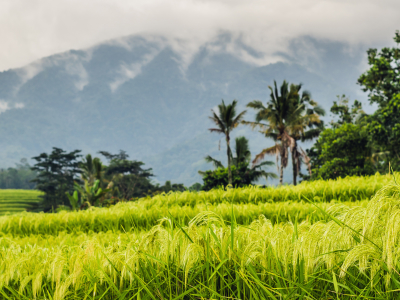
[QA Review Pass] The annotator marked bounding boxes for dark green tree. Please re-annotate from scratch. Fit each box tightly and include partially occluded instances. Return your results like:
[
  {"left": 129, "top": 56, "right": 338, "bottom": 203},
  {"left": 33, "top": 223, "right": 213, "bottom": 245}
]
[
  {"left": 160, "top": 181, "right": 186, "bottom": 193},
  {"left": 305, "top": 123, "right": 375, "bottom": 180},
  {"left": 100, "top": 150, "right": 155, "bottom": 199},
  {"left": 31, "top": 148, "right": 82, "bottom": 210},
  {"left": 200, "top": 136, "right": 276, "bottom": 190},
  {"left": 208, "top": 100, "right": 246, "bottom": 186},
  {"left": 188, "top": 182, "right": 202, "bottom": 191},
  {"left": 357, "top": 31, "right": 400, "bottom": 169},
  {"left": 358, "top": 30, "right": 400, "bottom": 107},
  {"left": 80, "top": 154, "right": 104, "bottom": 186},
  {"left": 200, "top": 164, "right": 276, "bottom": 191},
  {"left": 330, "top": 95, "right": 366, "bottom": 128}
]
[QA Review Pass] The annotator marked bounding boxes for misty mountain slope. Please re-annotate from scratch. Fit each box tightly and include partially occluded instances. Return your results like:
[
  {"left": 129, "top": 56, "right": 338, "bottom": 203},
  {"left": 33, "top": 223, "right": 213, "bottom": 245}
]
[{"left": 0, "top": 33, "right": 369, "bottom": 185}]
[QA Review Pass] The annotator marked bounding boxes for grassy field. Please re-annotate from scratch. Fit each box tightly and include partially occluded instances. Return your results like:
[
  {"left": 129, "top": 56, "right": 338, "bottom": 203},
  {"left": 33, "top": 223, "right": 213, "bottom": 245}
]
[
  {"left": 0, "top": 173, "right": 399, "bottom": 299},
  {"left": 0, "top": 189, "right": 42, "bottom": 216}
]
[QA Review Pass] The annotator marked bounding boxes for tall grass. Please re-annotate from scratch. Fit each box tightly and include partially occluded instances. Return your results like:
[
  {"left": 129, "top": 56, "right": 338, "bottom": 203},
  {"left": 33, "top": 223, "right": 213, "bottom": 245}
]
[{"left": 1, "top": 182, "right": 400, "bottom": 299}]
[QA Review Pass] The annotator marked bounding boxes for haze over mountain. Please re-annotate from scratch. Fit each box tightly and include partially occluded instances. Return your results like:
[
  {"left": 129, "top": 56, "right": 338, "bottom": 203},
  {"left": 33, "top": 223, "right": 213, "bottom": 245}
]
[{"left": 0, "top": 33, "right": 371, "bottom": 185}]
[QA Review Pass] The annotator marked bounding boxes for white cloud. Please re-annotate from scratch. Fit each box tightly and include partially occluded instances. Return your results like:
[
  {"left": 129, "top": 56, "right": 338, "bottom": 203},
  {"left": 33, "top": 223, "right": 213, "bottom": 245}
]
[
  {"left": 0, "top": 101, "right": 24, "bottom": 114},
  {"left": 14, "top": 51, "right": 91, "bottom": 92},
  {"left": 16, "top": 62, "right": 44, "bottom": 85},
  {"left": 0, "top": 0, "right": 398, "bottom": 72},
  {"left": 14, "top": 103, "right": 25, "bottom": 109},
  {"left": 110, "top": 49, "right": 161, "bottom": 92},
  {"left": 0, "top": 101, "right": 10, "bottom": 114}
]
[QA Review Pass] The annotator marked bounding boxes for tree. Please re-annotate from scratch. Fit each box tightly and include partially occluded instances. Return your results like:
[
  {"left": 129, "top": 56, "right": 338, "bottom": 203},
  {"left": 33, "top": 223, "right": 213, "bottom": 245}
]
[
  {"left": 189, "top": 182, "right": 202, "bottom": 191},
  {"left": 305, "top": 123, "right": 375, "bottom": 180},
  {"left": 0, "top": 158, "right": 38, "bottom": 189},
  {"left": 99, "top": 150, "right": 156, "bottom": 199},
  {"left": 208, "top": 100, "right": 246, "bottom": 186},
  {"left": 31, "top": 148, "right": 82, "bottom": 210},
  {"left": 80, "top": 154, "right": 104, "bottom": 186},
  {"left": 330, "top": 95, "right": 366, "bottom": 129},
  {"left": 200, "top": 136, "right": 277, "bottom": 190},
  {"left": 358, "top": 30, "right": 400, "bottom": 107},
  {"left": 245, "top": 81, "right": 324, "bottom": 185},
  {"left": 159, "top": 181, "right": 186, "bottom": 193},
  {"left": 201, "top": 164, "right": 276, "bottom": 191},
  {"left": 303, "top": 98, "right": 375, "bottom": 180},
  {"left": 285, "top": 83, "right": 325, "bottom": 185},
  {"left": 357, "top": 31, "right": 400, "bottom": 169}
]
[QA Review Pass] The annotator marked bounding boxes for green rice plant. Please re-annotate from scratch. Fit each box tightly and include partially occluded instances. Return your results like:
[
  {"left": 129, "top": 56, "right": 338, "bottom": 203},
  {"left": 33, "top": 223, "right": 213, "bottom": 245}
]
[
  {"left": 0, "top": 181, "right": 400, "bottom": 299},
  {"left": 0, "top": 189, "right": 42, "bottom": 216},
  {"left": 0, "top": 199, "right": 367, "bottom": 236}
]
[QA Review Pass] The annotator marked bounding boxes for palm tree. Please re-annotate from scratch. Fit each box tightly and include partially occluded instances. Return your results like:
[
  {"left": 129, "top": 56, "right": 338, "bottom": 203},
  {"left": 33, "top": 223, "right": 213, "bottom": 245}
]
[
  {"left": 208, "top": 100, "right": 246, "bottom": 186},
  {"left": 201, "top": 136, "right": 277, "bottom": 183},
  {"left": 285, "top": 84, "right": 325, "bottom": 185},
  {"left": 81, "top": 154, "right": 103, "bottom": 186},
  {"left": 244, "top": 81, "right": 325, "bottom": 185}
]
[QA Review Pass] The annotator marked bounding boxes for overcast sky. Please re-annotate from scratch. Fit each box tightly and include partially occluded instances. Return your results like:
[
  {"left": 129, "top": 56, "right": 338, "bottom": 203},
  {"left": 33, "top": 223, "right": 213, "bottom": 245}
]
[{"left": 0, "top": 0, "right": 399, "bottom": 72}]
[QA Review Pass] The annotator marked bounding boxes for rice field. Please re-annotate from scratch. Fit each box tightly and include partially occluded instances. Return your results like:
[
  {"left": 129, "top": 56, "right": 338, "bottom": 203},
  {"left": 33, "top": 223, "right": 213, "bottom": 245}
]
[
  {"left": 0, "top": 173, "right": 399, "bottom": 299},
  {"left": 0, "top": 189, "right": 42, "bottom": 216}
]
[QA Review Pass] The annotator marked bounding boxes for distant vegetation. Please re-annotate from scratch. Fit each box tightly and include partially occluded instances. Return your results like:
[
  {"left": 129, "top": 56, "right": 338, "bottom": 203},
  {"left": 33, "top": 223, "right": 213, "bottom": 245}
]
[{"left": 0, "top": 158, "right": 37, "bottom": 189}]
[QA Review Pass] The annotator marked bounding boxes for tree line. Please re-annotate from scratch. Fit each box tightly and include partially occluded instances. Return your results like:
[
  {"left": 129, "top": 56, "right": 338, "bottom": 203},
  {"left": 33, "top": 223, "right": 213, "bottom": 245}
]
[{"left": 200, "top": 31, "right": 400, "bottom": 186}]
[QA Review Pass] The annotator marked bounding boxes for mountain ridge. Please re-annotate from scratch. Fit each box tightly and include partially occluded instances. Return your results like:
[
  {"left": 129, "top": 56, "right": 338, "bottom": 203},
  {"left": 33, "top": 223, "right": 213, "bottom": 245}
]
[{"left": 0, "top": 33, "right": 368, "bottom": 185}]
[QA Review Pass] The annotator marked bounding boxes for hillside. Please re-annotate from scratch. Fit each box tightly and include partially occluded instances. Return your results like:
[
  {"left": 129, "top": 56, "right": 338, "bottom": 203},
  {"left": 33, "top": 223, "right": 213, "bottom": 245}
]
[{"left": 0, "top": 33, "right": 368, "bottom": 185}]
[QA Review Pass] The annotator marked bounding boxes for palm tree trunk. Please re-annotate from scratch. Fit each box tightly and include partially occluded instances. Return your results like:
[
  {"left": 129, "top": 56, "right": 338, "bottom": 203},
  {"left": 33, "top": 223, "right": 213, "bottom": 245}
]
[
  {"left": 292, "top": 141, "right": 297, "bottom": 186},
  {"left": 279, "top": 157, "right": 283, "bottom": 185},
  {"left": 226, "top": 134, "right": 232, "bottom": 186}
]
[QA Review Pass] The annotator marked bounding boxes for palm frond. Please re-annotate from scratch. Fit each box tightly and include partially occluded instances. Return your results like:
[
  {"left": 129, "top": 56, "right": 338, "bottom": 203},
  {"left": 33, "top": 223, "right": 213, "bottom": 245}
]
[{"left": 204, "top": 155, "right": 224, "bottom": 169}]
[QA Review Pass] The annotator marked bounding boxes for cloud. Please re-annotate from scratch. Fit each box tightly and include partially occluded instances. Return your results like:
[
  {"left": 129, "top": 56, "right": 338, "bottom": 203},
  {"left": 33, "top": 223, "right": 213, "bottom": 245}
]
[
  {"left": 109, "top": 48, "right": 161, "bottom": 92},
  {"left": 14, "top": 50, "right": 91, "bottom": 92},
  {"left": 0, "top": 0, "right": 399, "bottom": 72},
  {"left": 16, "top": 62, "right": 44, "bottom": 85},
  {"left": 0, "top": 101, "right": 9, "bottom": 114},
  {"left": 0, "top": 101, "right": 25, "bottom": 114}
]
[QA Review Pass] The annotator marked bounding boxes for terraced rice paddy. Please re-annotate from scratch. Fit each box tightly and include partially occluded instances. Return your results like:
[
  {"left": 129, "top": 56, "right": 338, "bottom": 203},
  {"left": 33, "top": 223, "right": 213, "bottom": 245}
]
[
  {"left": 0, "top": 173, "right": 399, "bottom": 299},
  {"left": 0, "top": 189, "right": 42, "bottom": 216}
]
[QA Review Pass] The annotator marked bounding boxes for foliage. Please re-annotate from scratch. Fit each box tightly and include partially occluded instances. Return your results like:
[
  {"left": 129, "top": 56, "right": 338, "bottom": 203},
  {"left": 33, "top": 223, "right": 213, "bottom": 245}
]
[
  {"left": 367, "top": 94, "right": 400, "bottom": 169},
  {"left": 100, "top": 150, "right": 156, "bottom": 199},
  {"left": 65, "top": 190, "right": 79, "bottom": 211},
  {"left": 330, "top": 95, "right": 366, "bottom": 128},
  {"left": 0, "top": 159, "right": 38, "bottom": 189},
  {"left": 357, "top": 31, "right": 400, "bottom": 170},
  {"left": 1, "top": 181, "right": 400, "bottom": 299},
  {"left": 72, "top": 179, "right": 110, "bottom": 207},
  {"left": 244, "top": 80, "right": 324, "bottom": 185},
  {"left": 305, "top": 123, "right": 375, "bottom": 180},
  {"left": 80, "top": 154, "right": 103, "bottom": 185},
  {"left": 31, "top": 147, "right": 82, "bottom": 210},
  {"left": 188, "top": 182, "right": 202, "bottom": 191},
  {"left": 201, "top": 136, "right": 276, "bottom": 190},
  {"left": 208, "top": 100, "right": 247, "bottom": 186},
  {"left": 159, "top": 180, "right": 186, "bottom": 193},
  {"left": 358, "top": 30, "right": 400, "bottom": 107}
]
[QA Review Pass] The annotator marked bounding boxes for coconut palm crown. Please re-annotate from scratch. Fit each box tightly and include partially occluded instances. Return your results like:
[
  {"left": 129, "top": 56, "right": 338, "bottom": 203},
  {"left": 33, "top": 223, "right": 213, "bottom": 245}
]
[{"left": 244, "top": 80, "right": 325, "bottom": 185}]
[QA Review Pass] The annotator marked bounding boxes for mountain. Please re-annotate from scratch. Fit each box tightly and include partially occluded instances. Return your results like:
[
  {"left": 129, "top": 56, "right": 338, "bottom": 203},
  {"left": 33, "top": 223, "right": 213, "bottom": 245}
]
[{"left": 0, "top": 33, "right": 369, "bottom": 185}]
